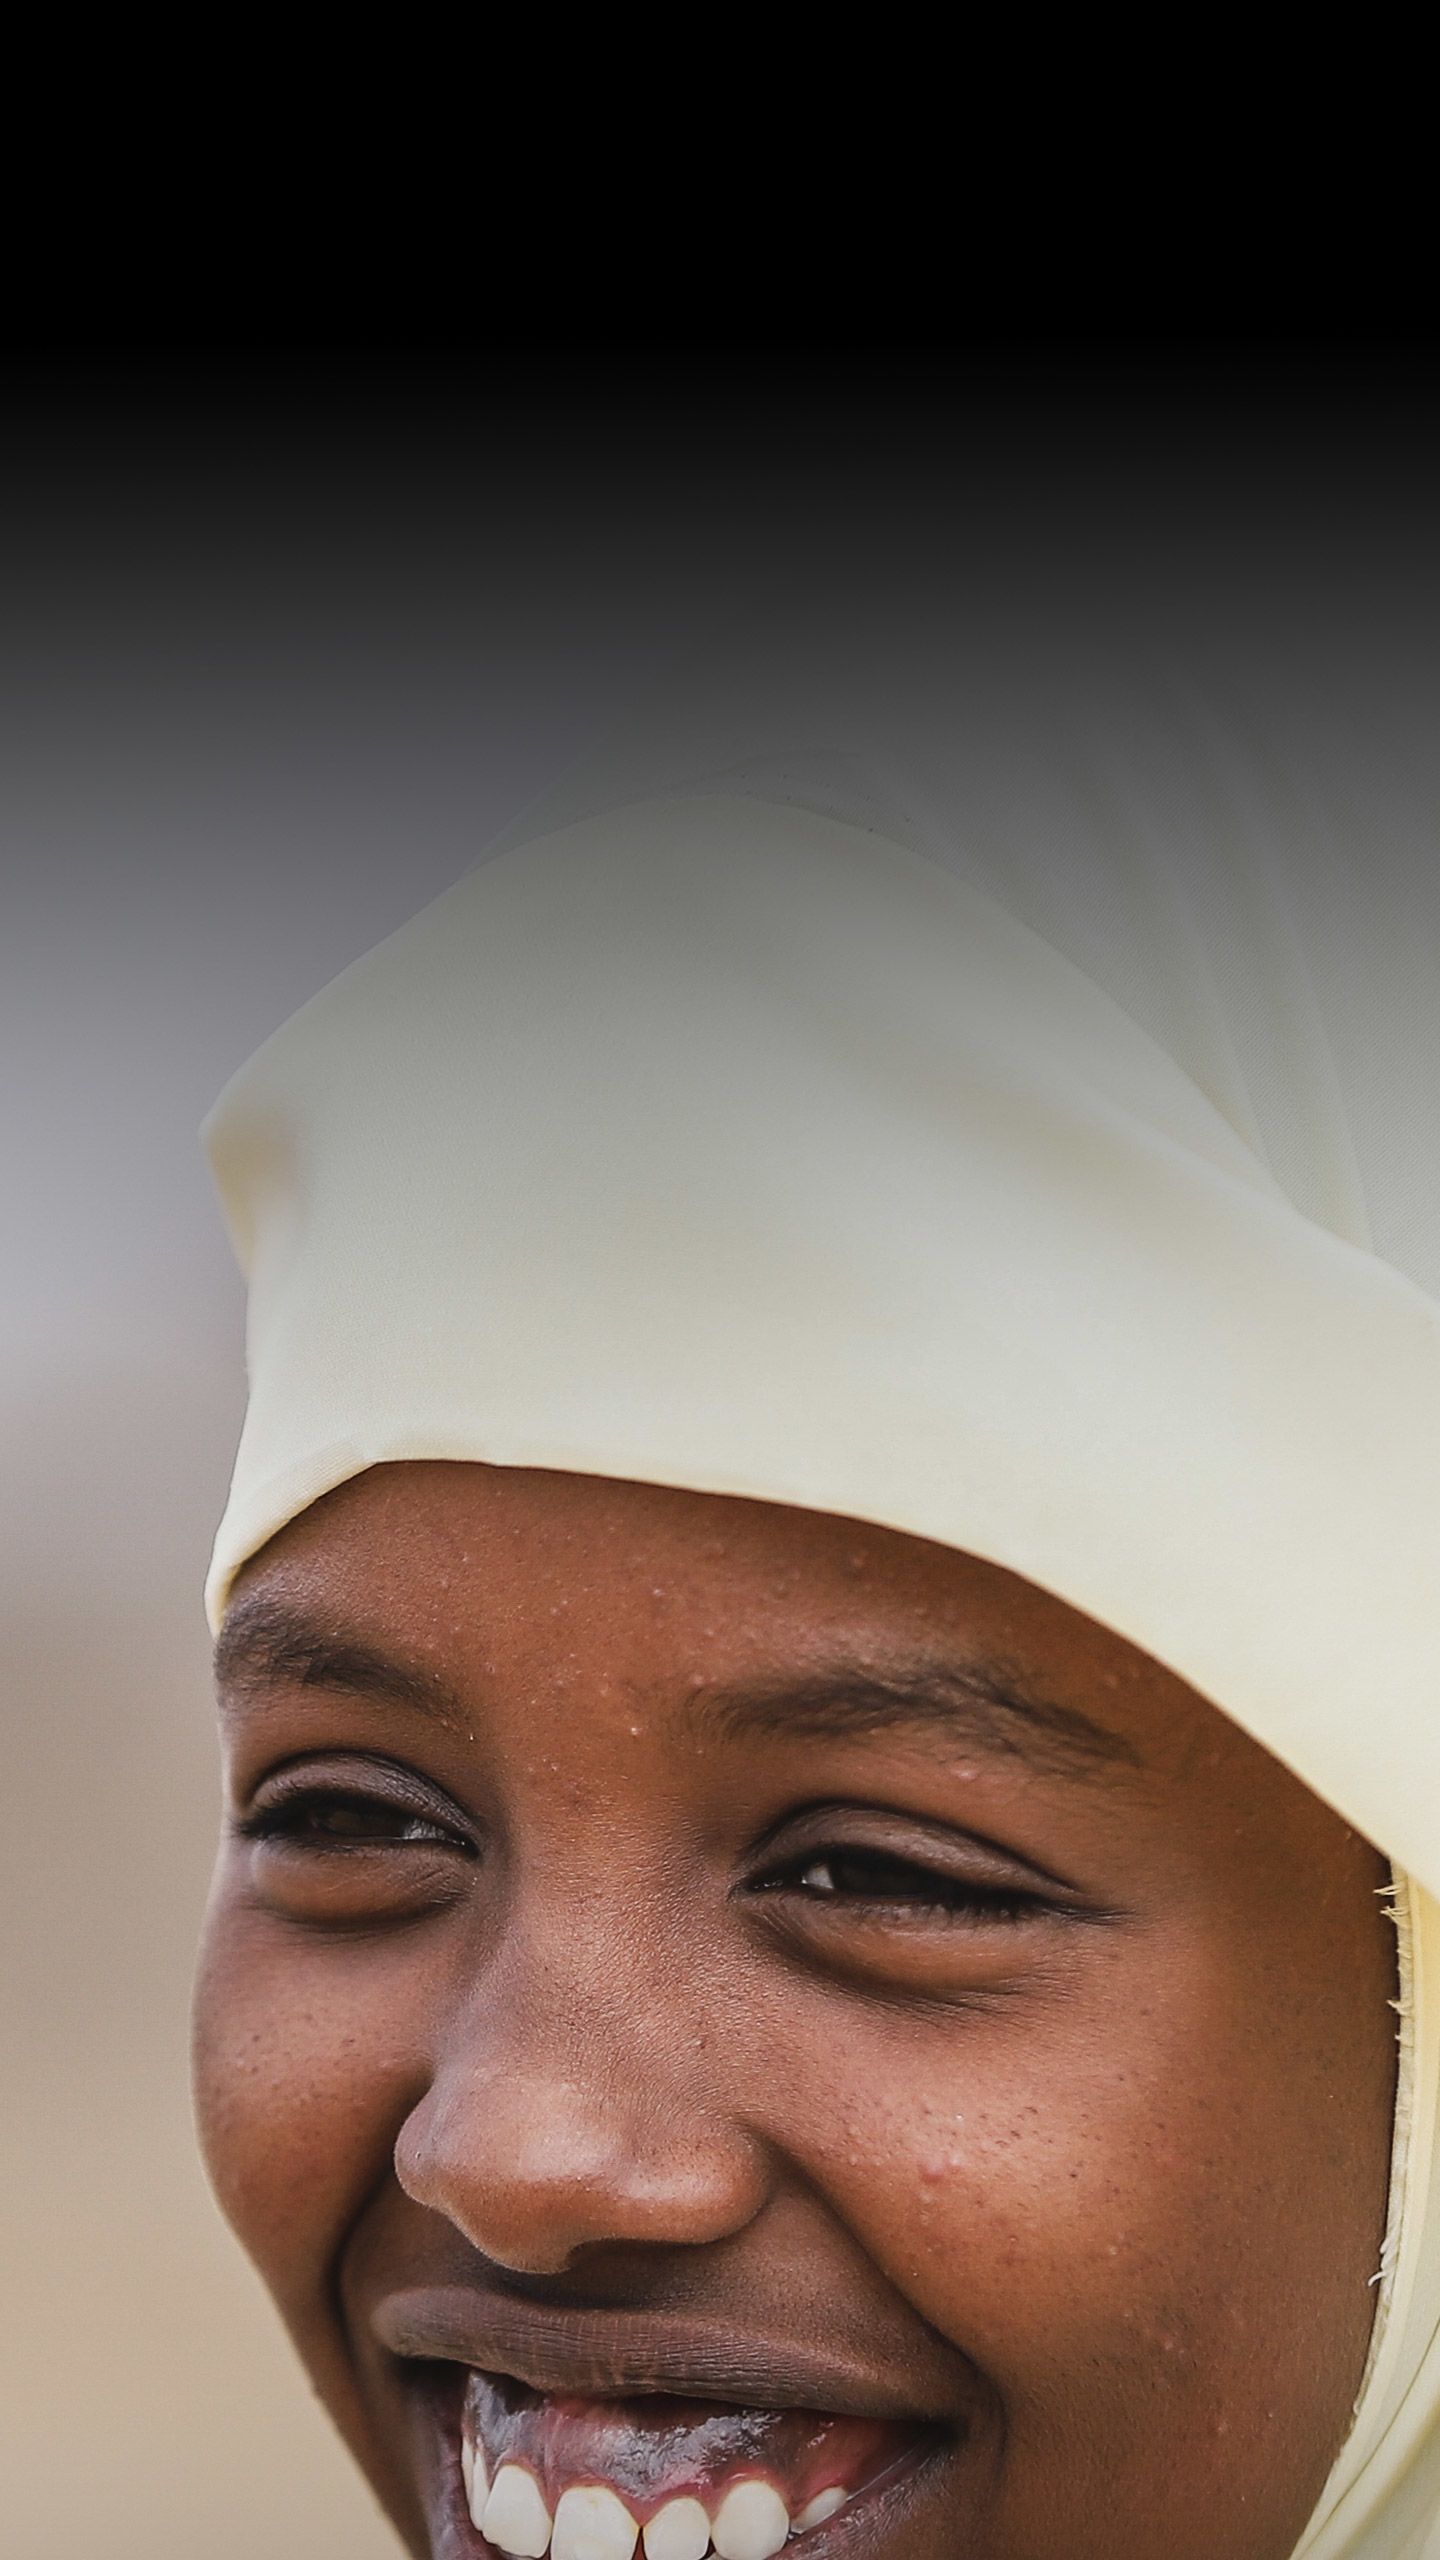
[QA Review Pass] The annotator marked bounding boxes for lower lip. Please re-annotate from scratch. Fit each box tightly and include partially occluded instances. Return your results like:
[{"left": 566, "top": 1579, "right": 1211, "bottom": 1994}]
[{"left": 414, "top": 2370, "right": 939, "bottom": 2560}]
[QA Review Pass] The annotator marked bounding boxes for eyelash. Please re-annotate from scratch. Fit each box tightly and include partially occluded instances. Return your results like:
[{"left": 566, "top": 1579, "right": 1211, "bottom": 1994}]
[
  {"left": 239, "top": 1785, "right": 1042, "bottom": 1925},
  {"left": 753, "top": 1847, "right": 1042, "bottom": 1926},
  {"left": 237, "top": 1786, "right": 474, "bottom": 1854}
]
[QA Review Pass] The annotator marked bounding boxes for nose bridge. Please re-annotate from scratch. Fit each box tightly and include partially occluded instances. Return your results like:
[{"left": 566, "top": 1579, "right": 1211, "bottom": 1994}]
[{"left": 394, "top": 1885, "right": 767, "bottom": 2273}]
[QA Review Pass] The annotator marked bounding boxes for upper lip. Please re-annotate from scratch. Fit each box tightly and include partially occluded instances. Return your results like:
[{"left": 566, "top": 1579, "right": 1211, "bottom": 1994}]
[{"left": 374, "top": 2286, "right": 951, "bottom": 2425}]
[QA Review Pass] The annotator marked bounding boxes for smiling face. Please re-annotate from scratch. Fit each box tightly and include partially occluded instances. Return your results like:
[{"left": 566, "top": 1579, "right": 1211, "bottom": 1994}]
[{"left": 194, "top": 1462, "right": 1397, "bottom": 2560}]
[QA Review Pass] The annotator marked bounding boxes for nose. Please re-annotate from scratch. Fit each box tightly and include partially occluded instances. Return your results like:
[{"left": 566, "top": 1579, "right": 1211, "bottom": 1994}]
[{"left": 393, "top": 1934, "right": 771, "bottom": 2276}]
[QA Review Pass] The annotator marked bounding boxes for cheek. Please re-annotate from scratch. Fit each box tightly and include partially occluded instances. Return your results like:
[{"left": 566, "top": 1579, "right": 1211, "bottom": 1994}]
[
  {"left": 777, "top": 1999, "right": 1205, "bottom": 2364},
  {"left": 768, "top": 1937, "right": 1376, "bottom": 2492},
  {"left": 192, "top": 1880, "right": 431, "bottom": 2316}
]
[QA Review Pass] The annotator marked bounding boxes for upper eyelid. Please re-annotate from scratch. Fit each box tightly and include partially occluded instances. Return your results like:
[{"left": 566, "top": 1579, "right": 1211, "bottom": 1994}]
[
  {"left": 244, "top": 1749, "right": 460, "bottom": 1801},
  {"left": 239, "top": 1760, "right": 477, "bottom": 1834},
  {"left": 239, "top": 1772, "right": 1072, "bottom": 1899},
  {"left": 235, "top": 1791, "right": 476, "bottom": 1855},
  {"left": 749, "top": 1804, "right": 1076, "bottom": 1895}
]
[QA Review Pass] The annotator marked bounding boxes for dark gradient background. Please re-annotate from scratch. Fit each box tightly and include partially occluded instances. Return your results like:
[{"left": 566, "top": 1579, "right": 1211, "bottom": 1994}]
[{"left": 3, "top": 337, "right": 1436, "bottom": 2556}]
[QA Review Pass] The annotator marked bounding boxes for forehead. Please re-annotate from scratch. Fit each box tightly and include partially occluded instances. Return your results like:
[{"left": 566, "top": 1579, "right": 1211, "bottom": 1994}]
[
  {"left": 216, "top": 1459, "right": 1229, "bottom": 1789},
  {"left": 227, "top": 1459, "right": 1101, "bottom": 1640},
  {"left": 225, "top": 1458, "right": 1126, "bottom": 1678}
]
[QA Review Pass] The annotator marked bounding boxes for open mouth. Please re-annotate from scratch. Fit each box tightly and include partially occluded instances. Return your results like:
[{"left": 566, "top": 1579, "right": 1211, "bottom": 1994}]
[{"left": 451, "top": 2370, "right": 927, "bottom": 2560}]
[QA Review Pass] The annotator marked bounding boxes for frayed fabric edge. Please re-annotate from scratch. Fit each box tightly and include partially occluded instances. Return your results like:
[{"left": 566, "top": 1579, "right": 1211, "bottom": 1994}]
[{"left": 1358, "top": 1867, "right": 1418, "bottom": 2393}]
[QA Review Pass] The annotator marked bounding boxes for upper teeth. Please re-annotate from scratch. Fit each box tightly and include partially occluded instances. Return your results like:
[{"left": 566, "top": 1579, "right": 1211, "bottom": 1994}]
[
  {"left": 793, "top": 2492, "right": 846, "bottom": 2534},
  {"left": 465, "top": 2453, "right": 850, "bottom": 2558},
  {"left": 642, "top": 2497, "right": 712, "bottom": 2560},
  {"left": 711, "top": 2481, "right": 791, "bottom": 2560},
  {"left": 481, "top": 2463, "right": 554, "bottom": 2558}
]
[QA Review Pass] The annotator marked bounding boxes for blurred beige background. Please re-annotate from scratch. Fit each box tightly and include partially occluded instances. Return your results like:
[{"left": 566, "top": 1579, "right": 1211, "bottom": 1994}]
[{"left": 0, "top": 454, "right": 667, "bottom": 2553}]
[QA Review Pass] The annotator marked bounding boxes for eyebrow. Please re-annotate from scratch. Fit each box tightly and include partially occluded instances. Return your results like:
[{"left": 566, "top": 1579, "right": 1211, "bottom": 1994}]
[
  {"left": 683, "top": 1661, "right": 1142, "bottom": 1782},
  {"left": 214, "top": 1596, "right": 1140, "bottom": 1783},
  {"left": 215, "top": 1597, "right": 472, "bottom": 1733}
]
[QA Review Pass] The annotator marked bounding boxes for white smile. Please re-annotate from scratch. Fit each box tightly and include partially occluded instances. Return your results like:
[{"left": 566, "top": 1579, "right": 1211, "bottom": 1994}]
[
  {"left": 464, "top": 2440, "right": 850, "bottom": 2560},
  {"left": 459, "top": 2387, "right": 869, "bottom": 2560}
]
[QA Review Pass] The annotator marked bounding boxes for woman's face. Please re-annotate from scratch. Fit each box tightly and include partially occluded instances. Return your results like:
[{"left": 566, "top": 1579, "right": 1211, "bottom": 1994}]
[{"left": 194, "top": 1463, "right": 1396, "bottom": 2560}]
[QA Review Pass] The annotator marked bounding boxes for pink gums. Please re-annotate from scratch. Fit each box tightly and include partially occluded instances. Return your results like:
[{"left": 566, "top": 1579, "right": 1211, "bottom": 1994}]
[{"left": 461, "top": 2371, "right": 909, "bottom": 2522}]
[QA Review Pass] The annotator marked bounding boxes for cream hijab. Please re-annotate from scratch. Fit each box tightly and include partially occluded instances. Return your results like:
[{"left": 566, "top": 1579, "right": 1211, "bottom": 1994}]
[{"left": 204, "top": 590, "right": 1440, "bottom": 2558}]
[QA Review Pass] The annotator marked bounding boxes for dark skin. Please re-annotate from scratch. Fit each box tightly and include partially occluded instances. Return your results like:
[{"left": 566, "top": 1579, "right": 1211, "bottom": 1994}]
[{"left": 193, "top": 1462, "right": 1397, "bottom": 2560}]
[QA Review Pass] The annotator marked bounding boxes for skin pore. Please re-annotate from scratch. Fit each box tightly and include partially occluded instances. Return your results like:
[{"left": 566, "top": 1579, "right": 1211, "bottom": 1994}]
[{"left": 193, "top": 1462, "right": 1398, "bottom": 2560}]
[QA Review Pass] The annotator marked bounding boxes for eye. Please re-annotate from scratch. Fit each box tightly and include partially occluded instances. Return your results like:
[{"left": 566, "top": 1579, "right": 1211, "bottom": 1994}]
[
  {"left": 233, "top": 1761, "right": 480, "bottom": 1924},
  {"left": 241, "top": 1788, "right": 468, "bottom": 1850},
  {"left": 235, "top": 1756, "right": 479, "bottom": 1863},
  {"left": 755, "top": 1840, "right": 1043, "bottom": 1924}
]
